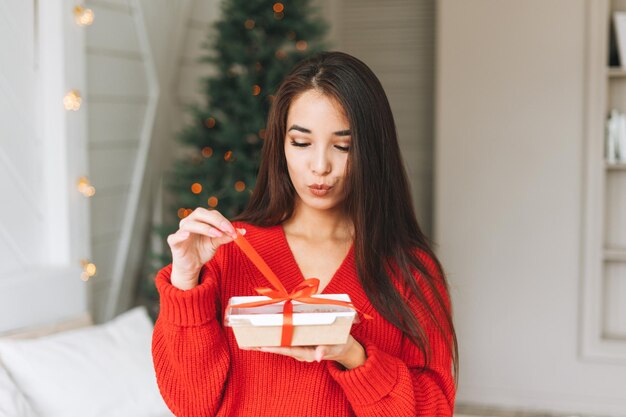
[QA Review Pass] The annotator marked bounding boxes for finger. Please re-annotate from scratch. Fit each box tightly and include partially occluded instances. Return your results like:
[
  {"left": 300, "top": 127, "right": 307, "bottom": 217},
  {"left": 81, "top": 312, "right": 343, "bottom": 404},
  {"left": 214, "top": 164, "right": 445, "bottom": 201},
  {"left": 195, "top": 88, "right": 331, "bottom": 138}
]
[
  {"left": 166, "top": 230, "right": 191, "bottom": 246},
  {"left": 179, "top": 219, "right": 224, "bottom": 239},
  {"left": 190, "top": 208, "right": 237, "bottom": 238},
  {"left": 260, "top": 346, "right": 316, "bottom": 362}
]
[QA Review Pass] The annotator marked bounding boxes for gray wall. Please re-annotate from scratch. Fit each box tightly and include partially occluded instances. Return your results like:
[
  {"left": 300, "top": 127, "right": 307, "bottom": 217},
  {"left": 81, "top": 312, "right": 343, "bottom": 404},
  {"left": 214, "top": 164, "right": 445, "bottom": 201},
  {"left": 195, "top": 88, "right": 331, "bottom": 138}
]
[
  {"left": 319, "top": 0, "right": 436, "bottom": 238},
  {"left": 436, "top": 0, "right": 626, "bottom": 415}
]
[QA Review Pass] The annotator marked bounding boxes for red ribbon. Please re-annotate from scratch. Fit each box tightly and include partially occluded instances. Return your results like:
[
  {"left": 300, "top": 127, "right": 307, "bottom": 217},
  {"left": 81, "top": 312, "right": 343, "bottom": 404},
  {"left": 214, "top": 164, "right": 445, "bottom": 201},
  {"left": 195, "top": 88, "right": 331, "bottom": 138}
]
[{"left": 230, "top": 229, "right": 371, "bottom": 347}]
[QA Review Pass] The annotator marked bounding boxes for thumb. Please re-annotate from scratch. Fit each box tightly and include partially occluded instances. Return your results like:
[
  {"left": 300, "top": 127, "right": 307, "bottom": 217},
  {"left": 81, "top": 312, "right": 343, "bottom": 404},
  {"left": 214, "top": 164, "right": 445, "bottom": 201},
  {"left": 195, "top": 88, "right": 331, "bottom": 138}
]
[{"left": 314, "top": 346, "right": 326, "bottom": 362}]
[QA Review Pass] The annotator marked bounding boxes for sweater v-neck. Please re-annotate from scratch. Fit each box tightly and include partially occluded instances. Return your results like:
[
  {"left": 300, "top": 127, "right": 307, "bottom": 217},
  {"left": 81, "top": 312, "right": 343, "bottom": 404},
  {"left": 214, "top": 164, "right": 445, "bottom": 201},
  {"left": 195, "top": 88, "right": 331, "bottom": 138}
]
[{"left": 274, "top": 224, "right": 355, "bottom": 295}]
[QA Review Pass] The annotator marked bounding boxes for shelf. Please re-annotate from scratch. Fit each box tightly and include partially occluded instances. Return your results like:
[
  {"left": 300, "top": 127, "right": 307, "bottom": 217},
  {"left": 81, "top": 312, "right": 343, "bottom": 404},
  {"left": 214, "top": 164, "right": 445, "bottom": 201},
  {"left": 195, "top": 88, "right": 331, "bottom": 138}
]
[
  {"left": 605, "top": 161, "right": 626, "bottom": 170},
  {"left": 604, "top": 249, "right": 626, "bottom": 262},
  {"left": 608, "top": 67, "right": 626, "bottom": 77}
]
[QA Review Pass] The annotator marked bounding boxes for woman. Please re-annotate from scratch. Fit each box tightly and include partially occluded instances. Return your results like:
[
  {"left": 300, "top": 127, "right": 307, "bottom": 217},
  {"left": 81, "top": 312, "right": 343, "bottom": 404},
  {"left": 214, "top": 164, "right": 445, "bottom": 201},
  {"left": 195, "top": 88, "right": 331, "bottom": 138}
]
[{"left": 152, "top": 51, "right": 458, "bottom": 417}]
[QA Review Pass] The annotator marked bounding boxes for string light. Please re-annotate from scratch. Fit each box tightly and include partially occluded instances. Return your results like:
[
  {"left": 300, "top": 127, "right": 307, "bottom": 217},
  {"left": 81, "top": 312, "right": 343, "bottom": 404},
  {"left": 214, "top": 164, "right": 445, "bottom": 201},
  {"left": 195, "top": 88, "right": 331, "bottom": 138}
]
[
  {"left": 205, "top": 117, "right": 216, "bottom": 128},
  {"left": 234, "top": 181, "right": 246, "bottom": 192},
  {"left": 244, "top": 19, "right": 255, "bottom": 29},
  {"left": 201, "top": 146, "right": 214, "bottom": 157},
  {"left": 80, "top": 259, "right": 97, "bottom": 281},
  {"left": 296, "top": 40, "right": 308, "bottom": 51},
  {"left": 64, "top": 90, "right": 82, "bottom": 111},
  {"left": 191, "top": 183, "right": 202, "bottom": 194},
  {"left": 77, "top": 176, "right": 96, "bottom": 197},
  {"left": 208, "top": 196, "right": 218, "bottom": 207},
  {"left": 252, "top": 84, "right": 261, "bottom": 96},
  {"left": 177, "top": 208, "right": 187, "bottom": 219},
  {"left": 224, "top": 150, "right": 234, "bottom": 161},
  {"left": 273, "top": 3, "right": 284, "bottom": 13},
  {"left": 73, "top": 6, "right": 94, "bottom": 26},
  {"left": 275, "top": 49, "right": 287, "bottom": 60}
]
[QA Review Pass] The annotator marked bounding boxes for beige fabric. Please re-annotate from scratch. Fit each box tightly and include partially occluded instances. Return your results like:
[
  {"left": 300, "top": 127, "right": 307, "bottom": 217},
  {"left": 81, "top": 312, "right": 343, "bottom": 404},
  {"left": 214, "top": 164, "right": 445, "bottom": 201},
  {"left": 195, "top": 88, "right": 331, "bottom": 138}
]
[{"left": 0, "top": 313, "right": 93, "bottom": 340}]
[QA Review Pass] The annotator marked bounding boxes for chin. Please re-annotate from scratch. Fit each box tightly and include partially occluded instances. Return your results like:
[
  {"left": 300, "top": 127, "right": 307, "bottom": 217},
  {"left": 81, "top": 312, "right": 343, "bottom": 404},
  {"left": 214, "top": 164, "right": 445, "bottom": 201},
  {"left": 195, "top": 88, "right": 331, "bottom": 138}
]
[{"left": 299, "top": 194, "right": 342, "bottom": 212}]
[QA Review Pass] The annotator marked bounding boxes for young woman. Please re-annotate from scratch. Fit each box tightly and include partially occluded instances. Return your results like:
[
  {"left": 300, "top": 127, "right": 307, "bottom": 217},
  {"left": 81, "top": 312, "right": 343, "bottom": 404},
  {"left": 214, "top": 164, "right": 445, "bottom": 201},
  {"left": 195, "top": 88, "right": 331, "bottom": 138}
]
[{"left": 152, "top": 51, "right": 458, "bottom": 417}]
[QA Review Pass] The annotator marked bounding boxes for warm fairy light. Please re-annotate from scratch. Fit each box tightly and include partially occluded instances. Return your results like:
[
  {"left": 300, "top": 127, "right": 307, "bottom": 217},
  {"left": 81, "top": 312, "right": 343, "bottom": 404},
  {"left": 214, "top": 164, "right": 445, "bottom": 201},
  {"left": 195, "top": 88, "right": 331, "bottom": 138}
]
[
  {"left": 73, "top": 6, "right": 94, "bottom": 26},
  {"left": 234, "top": 181, "right": 246, "bottom": 192},
  {"left": 80, "top": 259, "right": 97, "bottom": 281},
  {"left": 64, "top": 90, "right": 82, "bottom": 111},
  {"left": 275, "top": 49, "right": 287, "bottom": 60},
  {"left": 273, "top": 3, "right": 284, "bottom": 13},
  {"left": 208, "top": 196, "right": 218, "bottom": 207},
  {"left": 252, "top": 84, "right": 261, "bottom": 96},
  {"left": 201, "top": 146, "right": 213, "bottom": 157},
  {"left": 224, "top": 150, "right": 234, "bottom": 161},
  {"left": 274, "top": 12, "right": 284, "bottom": 20},
  {"left": 77, "top": 176, "right": 96, "bottom": 197},
  {"left": 205, "top": 117, "right": 216, "bottom": 128},
  {"left": 244, "top": 19, "right": 255, "bottom": 29},
  {"left": 258, "top": 128, "right": 267, "bottom": 139},
  {"left": 184, "top": 208, "right": 193, "bottom": 217},
  {"left": 191, "top": 183, "right": 202, "bottom": 194},
  {"left": 296, "top": 40, "right": 308, "bottom": 51}
]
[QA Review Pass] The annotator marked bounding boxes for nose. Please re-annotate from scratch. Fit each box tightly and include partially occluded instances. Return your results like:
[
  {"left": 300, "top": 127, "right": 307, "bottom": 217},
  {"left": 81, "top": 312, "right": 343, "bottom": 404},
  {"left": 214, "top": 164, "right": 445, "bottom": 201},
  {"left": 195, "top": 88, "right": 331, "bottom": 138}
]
[{"left": 311, "top": 147, "right": 331, "bottom": 176}]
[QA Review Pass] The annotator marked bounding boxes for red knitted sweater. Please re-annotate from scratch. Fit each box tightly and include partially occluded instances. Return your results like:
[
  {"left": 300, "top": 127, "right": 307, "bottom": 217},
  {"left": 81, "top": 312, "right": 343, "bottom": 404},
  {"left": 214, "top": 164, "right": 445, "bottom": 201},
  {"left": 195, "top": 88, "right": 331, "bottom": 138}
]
[{"left": 152, "top": 222, "right": 455, "bottom": 416}]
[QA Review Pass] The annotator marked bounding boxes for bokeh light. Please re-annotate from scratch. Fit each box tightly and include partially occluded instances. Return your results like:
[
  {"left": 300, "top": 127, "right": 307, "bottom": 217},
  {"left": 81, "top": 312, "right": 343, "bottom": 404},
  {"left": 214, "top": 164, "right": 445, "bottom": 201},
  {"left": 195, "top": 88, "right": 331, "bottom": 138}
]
[{"left": 191, "top": 183, "right": 202, "bottom": 194}]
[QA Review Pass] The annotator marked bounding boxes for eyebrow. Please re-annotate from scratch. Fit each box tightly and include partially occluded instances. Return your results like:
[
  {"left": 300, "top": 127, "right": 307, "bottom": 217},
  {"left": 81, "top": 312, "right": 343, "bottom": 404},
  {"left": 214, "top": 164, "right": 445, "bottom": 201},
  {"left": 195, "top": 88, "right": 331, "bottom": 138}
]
[{"left": 288, "top": 124, "right": 351, "bottom": 137}]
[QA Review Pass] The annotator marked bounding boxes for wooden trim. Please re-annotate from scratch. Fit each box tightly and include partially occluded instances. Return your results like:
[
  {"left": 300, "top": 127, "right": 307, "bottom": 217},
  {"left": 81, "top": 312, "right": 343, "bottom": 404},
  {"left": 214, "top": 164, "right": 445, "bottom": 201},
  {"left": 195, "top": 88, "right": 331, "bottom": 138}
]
[{"left": 104, "top": 0, "right": 160, "bottom": 321}]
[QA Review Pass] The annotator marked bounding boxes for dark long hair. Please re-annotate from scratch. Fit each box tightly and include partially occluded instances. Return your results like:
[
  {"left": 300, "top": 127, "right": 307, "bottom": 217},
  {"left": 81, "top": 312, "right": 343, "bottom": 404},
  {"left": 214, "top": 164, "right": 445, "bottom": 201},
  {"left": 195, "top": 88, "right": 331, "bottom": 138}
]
[{"left": 235, "top": 51, "right": 458, "bottom": 383}]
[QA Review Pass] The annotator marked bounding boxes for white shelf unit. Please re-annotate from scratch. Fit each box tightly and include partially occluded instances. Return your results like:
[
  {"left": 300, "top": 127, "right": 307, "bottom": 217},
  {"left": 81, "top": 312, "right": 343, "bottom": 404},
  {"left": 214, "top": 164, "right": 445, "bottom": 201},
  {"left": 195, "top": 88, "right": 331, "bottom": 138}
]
[{"left": 581, "top": 0, "right": 626, "bottom": 363}]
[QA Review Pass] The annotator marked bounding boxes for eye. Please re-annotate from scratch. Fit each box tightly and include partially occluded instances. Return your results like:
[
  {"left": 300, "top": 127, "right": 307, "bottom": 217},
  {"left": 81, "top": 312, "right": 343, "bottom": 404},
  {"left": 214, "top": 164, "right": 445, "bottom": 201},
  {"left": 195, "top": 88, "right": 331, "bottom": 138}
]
[
  {"left": 335, "top": 145, "right": 350, "bottom": 152},
  {"left": 289, "top": 139, "right": 310, "bottom": 148}
]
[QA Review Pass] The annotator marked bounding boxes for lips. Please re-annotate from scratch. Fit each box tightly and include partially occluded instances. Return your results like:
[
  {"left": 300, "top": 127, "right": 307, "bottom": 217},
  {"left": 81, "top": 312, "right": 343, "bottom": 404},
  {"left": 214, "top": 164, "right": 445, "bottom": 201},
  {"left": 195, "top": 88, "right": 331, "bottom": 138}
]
[{"left": 308, "top": 184, "right": 332, "bottom": 190}]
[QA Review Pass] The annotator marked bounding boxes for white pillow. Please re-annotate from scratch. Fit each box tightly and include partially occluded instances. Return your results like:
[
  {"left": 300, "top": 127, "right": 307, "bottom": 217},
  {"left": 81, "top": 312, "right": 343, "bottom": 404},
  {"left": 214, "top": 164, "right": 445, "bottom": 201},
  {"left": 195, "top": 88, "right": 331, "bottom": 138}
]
[
  {"left": 0, "top": 306, "right": 172, "bottom": 417},
  {"left": 0, "top": 365, "right": 38, "bottom": 417}
]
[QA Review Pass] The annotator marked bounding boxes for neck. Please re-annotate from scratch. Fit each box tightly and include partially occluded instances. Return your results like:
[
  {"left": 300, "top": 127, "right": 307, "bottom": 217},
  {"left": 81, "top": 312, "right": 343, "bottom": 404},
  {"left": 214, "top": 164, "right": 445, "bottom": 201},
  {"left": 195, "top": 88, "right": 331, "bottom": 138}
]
[{"left": 282, "top": 198, "right": 353, "bottom": 242}]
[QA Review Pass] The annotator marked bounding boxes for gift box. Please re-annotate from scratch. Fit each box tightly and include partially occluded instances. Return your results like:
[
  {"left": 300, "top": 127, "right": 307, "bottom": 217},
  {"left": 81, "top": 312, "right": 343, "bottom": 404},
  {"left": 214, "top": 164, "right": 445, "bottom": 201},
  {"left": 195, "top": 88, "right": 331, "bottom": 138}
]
[{"left": 225, "top": 294, "right": 357, "bottom": 348}]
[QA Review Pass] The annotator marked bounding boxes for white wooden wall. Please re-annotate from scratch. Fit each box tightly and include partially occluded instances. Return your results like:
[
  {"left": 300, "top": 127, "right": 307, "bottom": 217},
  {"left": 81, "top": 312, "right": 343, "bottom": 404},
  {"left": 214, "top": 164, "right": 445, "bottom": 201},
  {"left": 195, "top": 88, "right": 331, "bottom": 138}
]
[
  {"left": 84, "top": 0, "right": 159, "bottom": 322},
  {"left": 0, "top": 0, "right": 88, "bottom": 332}
]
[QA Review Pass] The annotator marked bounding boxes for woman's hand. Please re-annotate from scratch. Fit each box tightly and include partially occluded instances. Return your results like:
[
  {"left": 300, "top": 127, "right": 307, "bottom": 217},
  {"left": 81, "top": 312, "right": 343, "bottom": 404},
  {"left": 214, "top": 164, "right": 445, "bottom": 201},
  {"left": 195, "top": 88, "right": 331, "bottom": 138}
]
[
  {"left": 242, "top": 335, "right": 367, "bottom": 370},
  {"left": 166, "top": 207, "right": 244, "bottom": 290}
]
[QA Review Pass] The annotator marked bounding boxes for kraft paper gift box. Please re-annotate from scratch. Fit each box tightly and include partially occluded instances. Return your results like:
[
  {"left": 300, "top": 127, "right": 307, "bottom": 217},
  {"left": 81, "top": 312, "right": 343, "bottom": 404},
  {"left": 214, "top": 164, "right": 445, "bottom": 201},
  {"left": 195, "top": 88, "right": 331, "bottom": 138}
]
[{"left": 224, "top": 294, "right": 357, "bottom": 348}]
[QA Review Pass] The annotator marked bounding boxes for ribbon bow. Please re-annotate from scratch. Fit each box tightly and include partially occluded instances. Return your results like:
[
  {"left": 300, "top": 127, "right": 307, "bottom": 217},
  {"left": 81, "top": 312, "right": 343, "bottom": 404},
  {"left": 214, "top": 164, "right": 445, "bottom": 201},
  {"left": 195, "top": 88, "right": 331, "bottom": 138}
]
[{"left": 230, "top": 229, "right": 371, "bottom": 347}]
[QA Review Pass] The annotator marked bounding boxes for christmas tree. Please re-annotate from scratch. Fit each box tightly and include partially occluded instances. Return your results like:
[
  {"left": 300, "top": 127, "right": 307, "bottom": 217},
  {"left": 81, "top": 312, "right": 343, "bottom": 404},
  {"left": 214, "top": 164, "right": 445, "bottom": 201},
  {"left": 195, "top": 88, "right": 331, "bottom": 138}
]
[{"left": 139, "top": 0, "right": 329, "bottom": 318}]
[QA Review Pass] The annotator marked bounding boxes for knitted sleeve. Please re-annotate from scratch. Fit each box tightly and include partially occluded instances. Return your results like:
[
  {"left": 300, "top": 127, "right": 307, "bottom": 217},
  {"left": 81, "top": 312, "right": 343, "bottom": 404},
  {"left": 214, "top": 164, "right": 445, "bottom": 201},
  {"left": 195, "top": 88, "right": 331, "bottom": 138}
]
[
  {"left": 151, "top": 256, "right": 230, "bottom": 417},
  {"left": 327, "top": 253, "right": 456, "bottom": 417}
]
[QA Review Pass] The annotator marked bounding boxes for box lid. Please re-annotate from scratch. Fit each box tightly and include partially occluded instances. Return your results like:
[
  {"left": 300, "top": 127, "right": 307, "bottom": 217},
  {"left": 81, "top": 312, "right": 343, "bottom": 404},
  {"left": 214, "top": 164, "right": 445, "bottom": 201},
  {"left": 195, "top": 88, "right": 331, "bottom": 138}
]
[{"left": 224, "top": 294, "right": 357, "bottom": 327}]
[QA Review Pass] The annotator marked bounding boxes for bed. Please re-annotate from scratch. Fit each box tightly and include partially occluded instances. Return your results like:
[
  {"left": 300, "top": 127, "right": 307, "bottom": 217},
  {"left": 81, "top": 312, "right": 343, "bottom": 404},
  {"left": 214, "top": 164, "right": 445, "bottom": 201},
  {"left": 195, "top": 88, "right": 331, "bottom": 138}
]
[{"left": 0, "top": 265, "right": 173, "bottom": 417}]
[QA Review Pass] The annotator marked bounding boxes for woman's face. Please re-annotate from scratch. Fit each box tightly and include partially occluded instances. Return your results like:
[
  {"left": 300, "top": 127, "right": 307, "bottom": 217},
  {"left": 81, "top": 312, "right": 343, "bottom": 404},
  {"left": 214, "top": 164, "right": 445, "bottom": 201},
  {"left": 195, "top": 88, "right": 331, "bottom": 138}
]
[{"left": 284, "top": 89, "right": 351, "bottom": 213}]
